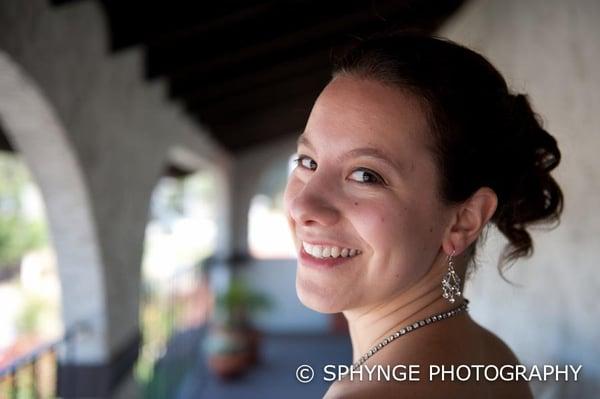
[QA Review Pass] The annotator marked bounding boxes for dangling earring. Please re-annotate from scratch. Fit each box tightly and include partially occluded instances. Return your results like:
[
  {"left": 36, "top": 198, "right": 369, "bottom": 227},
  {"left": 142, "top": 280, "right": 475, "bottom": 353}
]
[{"left": 442, "top": 250, "right": 461, "bottom": 303}]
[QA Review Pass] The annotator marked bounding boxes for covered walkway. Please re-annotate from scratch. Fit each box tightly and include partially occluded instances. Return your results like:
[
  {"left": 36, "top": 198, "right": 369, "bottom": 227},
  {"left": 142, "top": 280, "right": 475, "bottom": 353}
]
[{"left": 1, "top": 0, "right": 599, "bottom": 398}]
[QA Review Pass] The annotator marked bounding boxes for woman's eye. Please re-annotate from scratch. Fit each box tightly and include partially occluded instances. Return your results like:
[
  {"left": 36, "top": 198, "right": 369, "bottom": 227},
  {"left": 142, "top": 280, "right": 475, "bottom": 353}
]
[
  {"left": 349, "top": 168, "right": 384, "bottom": 185},
  {"left": 292, "top": 155, "right": 317, "bottom": 170},
  {"left": 292, "top": 155, "right": 384, "bottom": 185}
]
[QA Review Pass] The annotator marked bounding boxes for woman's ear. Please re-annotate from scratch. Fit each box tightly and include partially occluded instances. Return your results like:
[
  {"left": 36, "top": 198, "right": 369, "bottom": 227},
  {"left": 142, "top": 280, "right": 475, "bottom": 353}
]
[{"left": 443, "top": 187, "right": 498, "bottom": 255}]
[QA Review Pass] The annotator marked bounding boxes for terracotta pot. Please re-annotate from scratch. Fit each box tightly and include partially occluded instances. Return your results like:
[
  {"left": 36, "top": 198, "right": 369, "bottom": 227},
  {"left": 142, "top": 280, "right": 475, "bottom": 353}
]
[
  {"left": 205, "top": 326, "right": 263, "bottom": 378},
  {"left": 208, "top": 351, "right": 251, "bottom": 379},
  {"left": 245, "top": 328, "right": 262, "bottom": 365}
]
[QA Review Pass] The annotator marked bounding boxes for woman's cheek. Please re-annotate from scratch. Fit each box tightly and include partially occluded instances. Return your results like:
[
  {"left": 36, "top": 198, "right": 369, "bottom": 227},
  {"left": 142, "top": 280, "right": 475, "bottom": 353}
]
[
  {"left": 355, "top": 198, "right": 428, "bottom": 264},
  {"left": 351, "top": 200, "right": 398, "bottom": 249}
]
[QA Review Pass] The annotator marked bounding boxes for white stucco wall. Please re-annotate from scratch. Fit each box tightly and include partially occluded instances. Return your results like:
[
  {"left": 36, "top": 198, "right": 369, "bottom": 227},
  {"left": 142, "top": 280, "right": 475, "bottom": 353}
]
[
  {"left": 440, "top": 0, "right": 600, "bottom": 397},
  {"left": 0, "top": 0, "right": 232, "bottom": 371}
]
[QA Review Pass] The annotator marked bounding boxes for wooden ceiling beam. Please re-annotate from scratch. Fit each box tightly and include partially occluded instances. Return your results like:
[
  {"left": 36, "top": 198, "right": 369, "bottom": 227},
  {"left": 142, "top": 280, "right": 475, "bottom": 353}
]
[
  {"left": 187, "top": 71, "right": 327, "bottom": 125},
  {"left": 169, "top": 47, "right": 330, "bottom": 102},
  {"left": 99, "top": 0, "right": 269, "bottom": 51},
  {"left": 54, "top": 0, "right": 467, "bottom": 153},
  {"left": 204, "top": 95, "right": 314, "bottom": 152},
  {"left": 160, "top": 0, "right": 464, "bottom": 98},
  {"left": 145, "top": 0, "right": 393, "bottom": 79}
]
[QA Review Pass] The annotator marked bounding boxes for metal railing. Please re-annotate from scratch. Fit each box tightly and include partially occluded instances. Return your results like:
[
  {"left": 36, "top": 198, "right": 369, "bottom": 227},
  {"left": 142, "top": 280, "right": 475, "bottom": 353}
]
[
  {"left": 0, "top": 328, "right": 78, "bottom": 399},
  {"left": 0, "top": 263, "right": 209, "bottom": 399},
  {"left": 136, "top": 263, "right": 211, "bottom": 399}
]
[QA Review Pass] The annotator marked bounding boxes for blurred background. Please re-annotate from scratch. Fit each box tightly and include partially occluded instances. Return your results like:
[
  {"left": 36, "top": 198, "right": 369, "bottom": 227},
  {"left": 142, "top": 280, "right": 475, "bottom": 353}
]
[{"left": 0, "top": 0, "right": 597, "bottom": 398}]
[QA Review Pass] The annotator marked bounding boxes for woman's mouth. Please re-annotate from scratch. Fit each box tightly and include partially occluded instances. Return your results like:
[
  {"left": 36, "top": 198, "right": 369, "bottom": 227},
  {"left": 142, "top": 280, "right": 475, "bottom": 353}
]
[{"left": 299, "top": 241, "right": 362, "bottom": 268}]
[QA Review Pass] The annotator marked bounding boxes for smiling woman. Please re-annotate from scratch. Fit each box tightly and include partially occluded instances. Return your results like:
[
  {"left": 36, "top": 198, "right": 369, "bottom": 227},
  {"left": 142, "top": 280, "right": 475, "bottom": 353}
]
[{"left": 283, "top": 34, "right": 563, "bottom": 399}]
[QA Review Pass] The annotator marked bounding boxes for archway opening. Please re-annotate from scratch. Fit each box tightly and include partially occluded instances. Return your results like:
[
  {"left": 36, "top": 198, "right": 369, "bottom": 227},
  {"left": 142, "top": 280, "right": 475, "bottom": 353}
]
[
  {"left": 0, "top": 136, "right": 62, "bottom": 396},
  {"left": 247, "top": 154, "right": 296, "bottom": 259},
  {"left": 135, "top": 165, "right": 218, "bottom": 394}
]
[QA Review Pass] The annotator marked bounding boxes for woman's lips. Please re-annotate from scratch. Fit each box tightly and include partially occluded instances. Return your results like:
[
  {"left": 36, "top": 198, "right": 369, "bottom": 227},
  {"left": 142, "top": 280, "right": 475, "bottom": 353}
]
[{"left": 299, "top": 245, "right": 360, "bottom": 268}]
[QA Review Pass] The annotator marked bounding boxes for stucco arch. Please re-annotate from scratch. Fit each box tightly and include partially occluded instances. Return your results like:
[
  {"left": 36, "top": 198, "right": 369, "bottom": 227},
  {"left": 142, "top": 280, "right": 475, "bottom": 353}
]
[{"left": 0, "top": 50, "right": 108, "bottom": 362}]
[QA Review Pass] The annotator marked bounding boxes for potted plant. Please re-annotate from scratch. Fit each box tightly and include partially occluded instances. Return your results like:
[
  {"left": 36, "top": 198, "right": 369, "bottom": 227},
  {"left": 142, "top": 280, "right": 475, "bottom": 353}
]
[{"left": 203, "top": 276, "right": 272, "bottom": 379}]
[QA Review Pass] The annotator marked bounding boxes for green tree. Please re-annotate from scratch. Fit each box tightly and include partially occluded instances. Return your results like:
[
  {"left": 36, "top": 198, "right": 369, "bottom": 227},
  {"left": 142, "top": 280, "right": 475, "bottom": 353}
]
[{"left": 0, "top": 151, "right": 46, "bottom": 269}]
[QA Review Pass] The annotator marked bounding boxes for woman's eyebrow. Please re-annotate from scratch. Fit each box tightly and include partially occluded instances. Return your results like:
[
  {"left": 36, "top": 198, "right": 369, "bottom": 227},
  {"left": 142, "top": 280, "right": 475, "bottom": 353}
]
[
  {"left": 296, "top": 133, "right": 403, "bottom": 172},
  {"left": 342, "top": 147, "right": 403, "bottom": 172},
  {"left": 296, "top": 133, "right": 313, "bottom": 150}
]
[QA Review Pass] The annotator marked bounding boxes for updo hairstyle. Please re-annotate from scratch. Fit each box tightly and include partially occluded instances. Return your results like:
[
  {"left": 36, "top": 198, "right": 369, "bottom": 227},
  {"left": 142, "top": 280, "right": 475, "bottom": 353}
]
[{"left": 333, "top": 34, "right": 564, "bottom": 272}]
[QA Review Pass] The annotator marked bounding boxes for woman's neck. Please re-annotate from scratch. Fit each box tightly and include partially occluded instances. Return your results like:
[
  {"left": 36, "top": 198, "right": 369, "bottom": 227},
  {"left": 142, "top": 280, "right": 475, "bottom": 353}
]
[{"left": 343, "top": 259, "right": 465, "bottom": 364}]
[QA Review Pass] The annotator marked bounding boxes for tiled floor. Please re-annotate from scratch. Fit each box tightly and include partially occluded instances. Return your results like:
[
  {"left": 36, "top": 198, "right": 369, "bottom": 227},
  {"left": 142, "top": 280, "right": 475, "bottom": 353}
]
[{"left": 174, "top": 331, "right": 352, "bottom": 399}]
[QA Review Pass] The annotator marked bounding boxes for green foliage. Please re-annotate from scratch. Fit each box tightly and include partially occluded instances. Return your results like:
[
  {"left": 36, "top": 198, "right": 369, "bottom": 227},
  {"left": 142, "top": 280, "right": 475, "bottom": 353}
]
[
  {"left": 15, "top": 295, "right": 48, "bottom": 335},
  {"left": 214, "top": 277, "right": 273, "bottom": 328},
  {"left": 0, "top": 216, "right": 45, "bottom": 268},
  {"left": 184, "top": 172, "right": 217, "bottom": 207},
  {"left": 0, "top": 152, "right": 47, "bottom": 268}
]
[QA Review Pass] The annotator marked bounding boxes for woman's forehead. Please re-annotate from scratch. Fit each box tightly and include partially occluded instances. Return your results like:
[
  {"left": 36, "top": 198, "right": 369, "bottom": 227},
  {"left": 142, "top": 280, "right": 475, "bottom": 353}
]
[{"left": 303, "top": 76, "right": 429, "bottom": 153}]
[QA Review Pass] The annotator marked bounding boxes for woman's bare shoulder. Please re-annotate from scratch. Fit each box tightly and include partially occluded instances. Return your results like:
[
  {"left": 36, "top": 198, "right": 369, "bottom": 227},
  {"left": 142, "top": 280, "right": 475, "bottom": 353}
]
[
  {"left": 323, "top": 317, "right": 533, "bottom": 399},
  {"left": 468, "top": 318, "right": 523, "bottom": 365},
  {"left": 324, "top": 372, "right": 532, "bottom": 399},
  {"left": 323, "top": 378, "right": 405, "bottom": 399},
  {"left": 323, "top": 378, "right": 491, "bottom": 399}
]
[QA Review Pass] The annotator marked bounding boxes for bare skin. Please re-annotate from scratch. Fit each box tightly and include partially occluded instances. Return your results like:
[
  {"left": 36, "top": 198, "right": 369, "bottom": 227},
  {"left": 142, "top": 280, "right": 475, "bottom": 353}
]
[
  {"left": 283, "top": 75, "right": 533, "bottom": 399},
  {"left": 324, "top": 313, "right": 533, "bottom": 399},
  {"left": 326, "top": 240, "right": 532, "bottom": 398}
]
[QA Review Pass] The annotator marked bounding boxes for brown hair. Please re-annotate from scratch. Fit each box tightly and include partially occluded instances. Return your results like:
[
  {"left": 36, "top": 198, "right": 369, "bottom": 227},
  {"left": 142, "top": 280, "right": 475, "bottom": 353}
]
[{"left": 333, "top": 34, "right": 564, "bottom": 273}]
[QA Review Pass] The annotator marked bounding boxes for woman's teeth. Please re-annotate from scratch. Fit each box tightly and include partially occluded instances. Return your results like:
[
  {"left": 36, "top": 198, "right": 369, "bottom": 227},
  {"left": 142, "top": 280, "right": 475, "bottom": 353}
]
[{"left": 302, "top": 241, "right": 361, "bottom": 259}]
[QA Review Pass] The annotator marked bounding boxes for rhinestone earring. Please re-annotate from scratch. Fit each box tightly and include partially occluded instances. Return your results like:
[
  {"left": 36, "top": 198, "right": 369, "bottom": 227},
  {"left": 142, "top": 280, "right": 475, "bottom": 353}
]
[{"left": 442, "top": 250, "right": 461, "bottom": 303}]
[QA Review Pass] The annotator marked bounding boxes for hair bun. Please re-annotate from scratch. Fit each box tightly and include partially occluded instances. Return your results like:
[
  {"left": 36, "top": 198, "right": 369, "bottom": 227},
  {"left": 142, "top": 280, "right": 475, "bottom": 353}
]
[
  {"left": 509, "top": 94, "right": 561, "bottom": 172},
  {"left": 492, "top": 93, "right": 563, "bottom": 264},
  {"left": 332, "top": 34, "right": 564, "bottom": 272}
]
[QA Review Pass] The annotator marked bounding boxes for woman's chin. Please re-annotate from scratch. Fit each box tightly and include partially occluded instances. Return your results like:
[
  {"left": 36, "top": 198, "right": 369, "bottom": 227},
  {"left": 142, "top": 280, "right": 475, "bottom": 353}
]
[{"left": 295, "top": 277, "right": 345, "bottom": 314}]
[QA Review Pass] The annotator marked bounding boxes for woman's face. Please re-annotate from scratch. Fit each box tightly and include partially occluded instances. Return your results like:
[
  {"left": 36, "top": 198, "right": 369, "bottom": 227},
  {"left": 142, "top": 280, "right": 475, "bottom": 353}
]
[{"left": 283, "top": 75, "right": 451, "bottom": 313}]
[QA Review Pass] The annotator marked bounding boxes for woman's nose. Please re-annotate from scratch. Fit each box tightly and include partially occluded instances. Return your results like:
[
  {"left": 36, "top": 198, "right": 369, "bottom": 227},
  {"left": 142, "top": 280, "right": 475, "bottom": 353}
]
[{"left": 288, "top": 179, "right": 341, "bottom": 227}]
